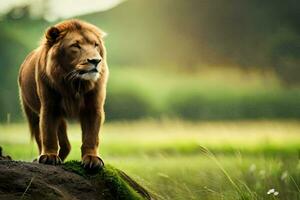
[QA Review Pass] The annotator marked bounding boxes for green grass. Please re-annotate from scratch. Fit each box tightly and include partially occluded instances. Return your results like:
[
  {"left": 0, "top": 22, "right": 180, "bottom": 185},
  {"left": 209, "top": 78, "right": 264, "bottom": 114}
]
[
  {"left": 63, "top": 161, "right": 146, "bottom": 200},
  {"left": 0, "top": 120, "right": 300, "bottom": 199}
]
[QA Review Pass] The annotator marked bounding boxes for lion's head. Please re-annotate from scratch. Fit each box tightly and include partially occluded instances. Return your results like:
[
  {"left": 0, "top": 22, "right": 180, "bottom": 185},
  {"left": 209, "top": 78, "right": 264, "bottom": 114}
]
[{"left": 44, "top": 19, "right": 107, "bottom": 82}]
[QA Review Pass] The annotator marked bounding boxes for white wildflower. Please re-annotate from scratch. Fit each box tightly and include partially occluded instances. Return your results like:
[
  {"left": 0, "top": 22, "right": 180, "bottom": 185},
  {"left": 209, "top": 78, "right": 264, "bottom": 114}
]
[
  {"left": 267, "top": 188, "right": 275, "bottom": 194},
  {"left": 267, "top": 188, "right": 279, "bottom": 196}
]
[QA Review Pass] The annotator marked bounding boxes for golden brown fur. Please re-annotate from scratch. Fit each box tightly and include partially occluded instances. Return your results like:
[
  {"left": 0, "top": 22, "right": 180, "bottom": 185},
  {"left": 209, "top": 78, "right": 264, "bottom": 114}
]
[{"left": 18, "top": 19, "right": 108, "bottom": 169}]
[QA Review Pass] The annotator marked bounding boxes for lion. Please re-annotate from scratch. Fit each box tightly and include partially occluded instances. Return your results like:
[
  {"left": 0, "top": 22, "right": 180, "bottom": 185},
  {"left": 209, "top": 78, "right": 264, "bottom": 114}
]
[{"left": 18, "top": 19, "right": 108, "bottom": 170}]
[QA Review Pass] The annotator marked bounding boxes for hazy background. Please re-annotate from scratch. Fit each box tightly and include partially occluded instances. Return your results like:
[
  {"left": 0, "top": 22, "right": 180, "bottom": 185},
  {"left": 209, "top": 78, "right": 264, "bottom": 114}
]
[
  {"left": 0, "top": 0, "right": 299, "bottom": 122},
  {"left": 0, "top": 1, "right": 300, "bottom": 199}
]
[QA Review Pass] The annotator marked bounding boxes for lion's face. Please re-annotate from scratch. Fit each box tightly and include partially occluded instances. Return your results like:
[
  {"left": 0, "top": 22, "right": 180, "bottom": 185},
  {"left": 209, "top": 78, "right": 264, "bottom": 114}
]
[
  {"left": 45, "top": 20, "right": 106, "bottom": 82},
  {"left": 61, "top": 31, "right": 103, "bottom": 81}
]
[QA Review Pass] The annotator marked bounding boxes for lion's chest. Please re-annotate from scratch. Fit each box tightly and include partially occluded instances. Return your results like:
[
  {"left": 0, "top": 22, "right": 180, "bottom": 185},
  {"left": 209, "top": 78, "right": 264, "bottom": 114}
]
[{"left": 61, "top": 96, "right": 84, "bottom": 118}]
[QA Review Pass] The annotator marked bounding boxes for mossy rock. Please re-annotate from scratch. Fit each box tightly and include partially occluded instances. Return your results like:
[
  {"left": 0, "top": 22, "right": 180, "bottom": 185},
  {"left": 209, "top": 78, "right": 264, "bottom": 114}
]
[
  {"left": 0, "top": 160, "right": 153, "bottom": 200},
  {"left": 63, "top": 161, "right": 152, "bottom": 200}
]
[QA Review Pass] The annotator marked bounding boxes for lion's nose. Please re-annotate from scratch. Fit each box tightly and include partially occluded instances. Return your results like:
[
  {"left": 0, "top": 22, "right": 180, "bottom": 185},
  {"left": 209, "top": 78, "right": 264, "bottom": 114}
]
[{"left": 87, "top": 58, "right": 101, "bottom": 66}]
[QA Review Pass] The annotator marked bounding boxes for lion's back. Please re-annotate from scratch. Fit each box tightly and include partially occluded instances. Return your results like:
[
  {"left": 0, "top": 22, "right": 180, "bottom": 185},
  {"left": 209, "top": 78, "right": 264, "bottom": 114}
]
[{"left": 18, "top": 49, "right": 41, "bottom": 113}]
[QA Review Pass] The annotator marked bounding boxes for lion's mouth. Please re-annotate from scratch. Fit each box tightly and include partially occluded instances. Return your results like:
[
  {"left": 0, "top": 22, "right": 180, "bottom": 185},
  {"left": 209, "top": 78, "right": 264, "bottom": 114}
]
[
  {"left": 78, "top": 68, "right": 98, "bottom": 75},
  {"left": 76, "top": 67, "right": 100, "bottom": 82}
]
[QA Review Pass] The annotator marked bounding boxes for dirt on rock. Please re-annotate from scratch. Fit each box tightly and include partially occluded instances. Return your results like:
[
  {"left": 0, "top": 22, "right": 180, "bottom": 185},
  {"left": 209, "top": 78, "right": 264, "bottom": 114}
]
[{"left": 0, "top": 148, "right": 153, "bottom": 200}]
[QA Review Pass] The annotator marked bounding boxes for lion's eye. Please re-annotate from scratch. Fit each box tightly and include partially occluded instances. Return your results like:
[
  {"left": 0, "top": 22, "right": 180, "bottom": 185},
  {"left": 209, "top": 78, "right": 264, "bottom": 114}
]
[
  {"left": 95, "top": 43, "right": 99, "bottom": 47},
  {"left": 71, "top": 43, "right": 81, "bottom": 49}
]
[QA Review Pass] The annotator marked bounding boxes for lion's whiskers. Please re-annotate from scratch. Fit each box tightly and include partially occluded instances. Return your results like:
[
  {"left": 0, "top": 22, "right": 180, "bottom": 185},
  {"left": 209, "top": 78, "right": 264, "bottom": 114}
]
[
  {"left": 65, "top": 70, "right": 79, "bottom": 82},
  {"left": 64, "top": 70, "right": 76, "bottom": 80}
]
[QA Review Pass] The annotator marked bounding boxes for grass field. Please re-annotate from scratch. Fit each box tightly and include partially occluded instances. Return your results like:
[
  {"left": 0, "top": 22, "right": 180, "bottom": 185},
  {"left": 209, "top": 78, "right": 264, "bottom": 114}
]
[{"left": 1, "top": 120, "right": 299, "bottom": 199}]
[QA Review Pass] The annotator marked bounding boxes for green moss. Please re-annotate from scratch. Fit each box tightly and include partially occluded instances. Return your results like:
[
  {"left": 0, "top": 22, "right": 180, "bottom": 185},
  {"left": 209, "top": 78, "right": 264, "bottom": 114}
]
[
  {"left": 63, "top": 161, "right": 146, "bottom": 200},
  {"left": 63, "top": 160, "right": 87, "bottom": 177}
]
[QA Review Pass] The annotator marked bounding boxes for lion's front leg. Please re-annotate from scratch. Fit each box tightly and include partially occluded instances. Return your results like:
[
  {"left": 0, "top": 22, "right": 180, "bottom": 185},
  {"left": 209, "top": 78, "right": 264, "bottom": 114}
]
[
  {"left": 38, "top": 105, "right": 62, "bottom": 165},
  {"left": 80, "top": 106, "right": 104, "bottom": 170}
]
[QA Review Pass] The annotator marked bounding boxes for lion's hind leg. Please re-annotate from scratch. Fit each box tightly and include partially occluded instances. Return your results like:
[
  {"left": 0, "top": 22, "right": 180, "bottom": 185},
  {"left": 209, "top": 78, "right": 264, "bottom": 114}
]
[{"left": 22, "top": 102, "right": 42, "bottom": 155}]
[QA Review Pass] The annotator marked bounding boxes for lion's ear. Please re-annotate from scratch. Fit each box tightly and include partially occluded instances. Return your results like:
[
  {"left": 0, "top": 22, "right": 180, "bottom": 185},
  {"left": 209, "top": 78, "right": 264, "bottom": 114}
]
[
  {"left": 46, "top": 26, "right": 60, "bottom": 44},
  {"left": 100, "top": 31, "right": 107, "bottom": 38},
  {"left": 98, "top": 29, "right": 107, "bottom": 39}
]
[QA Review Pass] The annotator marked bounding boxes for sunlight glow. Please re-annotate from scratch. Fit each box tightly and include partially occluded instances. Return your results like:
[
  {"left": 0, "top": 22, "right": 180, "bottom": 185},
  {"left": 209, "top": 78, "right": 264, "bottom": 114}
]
[{"left": 0, "top": 0, "right": 125, "bottom": 21}]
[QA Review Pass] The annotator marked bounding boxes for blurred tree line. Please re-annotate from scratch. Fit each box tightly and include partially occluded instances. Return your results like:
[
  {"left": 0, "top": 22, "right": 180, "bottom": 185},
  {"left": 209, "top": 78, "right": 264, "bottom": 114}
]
[
  {"left": 90, "top": 0, "right": 299, "bottom": 84},
  {"left": 0, "top": 0, "right": 299, "bottom": 121}
]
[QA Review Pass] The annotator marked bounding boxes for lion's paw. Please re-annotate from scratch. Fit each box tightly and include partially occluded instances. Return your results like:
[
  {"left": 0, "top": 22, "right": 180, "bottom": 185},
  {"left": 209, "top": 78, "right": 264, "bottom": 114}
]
[
  {"left": 81, "top": 155, "right": 104, "bottom": 171},
  {"left": 38, "top": 154, "right": 62, "bottom": 165}
]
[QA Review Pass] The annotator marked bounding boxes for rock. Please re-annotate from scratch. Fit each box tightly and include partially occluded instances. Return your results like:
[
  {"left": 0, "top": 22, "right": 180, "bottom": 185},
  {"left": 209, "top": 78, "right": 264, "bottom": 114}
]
[{"left": 0, "top": 159, "right": 153, "bottom": 200}]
